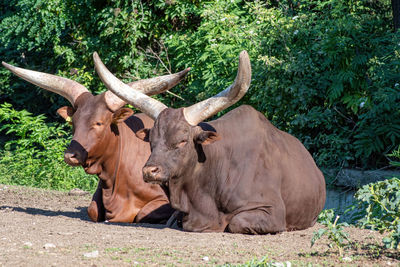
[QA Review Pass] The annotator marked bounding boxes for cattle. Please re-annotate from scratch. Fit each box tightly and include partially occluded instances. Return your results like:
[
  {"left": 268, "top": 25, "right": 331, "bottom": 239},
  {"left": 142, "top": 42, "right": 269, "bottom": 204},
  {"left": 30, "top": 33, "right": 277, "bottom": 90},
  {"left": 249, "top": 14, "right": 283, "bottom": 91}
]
[
  {"left": 92, "top": 51, "right": 326, "bottom": 234},
  {"left": 2, "top": 56, "right": 190, "bottom": 223}
]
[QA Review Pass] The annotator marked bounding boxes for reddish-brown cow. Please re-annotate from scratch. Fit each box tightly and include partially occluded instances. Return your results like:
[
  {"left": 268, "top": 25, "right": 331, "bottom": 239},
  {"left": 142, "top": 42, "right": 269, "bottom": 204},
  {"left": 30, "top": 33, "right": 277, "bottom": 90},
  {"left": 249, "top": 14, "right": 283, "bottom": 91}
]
[
  {"left": 2, "top": 57, "right": 189, "bottom": 223},
  {"left": 93, "top": 51, "right": 326, "bottom": 234}
]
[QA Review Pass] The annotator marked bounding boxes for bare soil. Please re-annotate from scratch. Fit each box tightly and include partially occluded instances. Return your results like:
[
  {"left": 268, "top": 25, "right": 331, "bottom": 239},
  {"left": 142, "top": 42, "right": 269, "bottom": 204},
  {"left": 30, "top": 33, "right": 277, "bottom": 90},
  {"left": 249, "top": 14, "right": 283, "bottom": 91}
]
[{"left": 0, "top": 184, "right": 399, "bottom": 266}]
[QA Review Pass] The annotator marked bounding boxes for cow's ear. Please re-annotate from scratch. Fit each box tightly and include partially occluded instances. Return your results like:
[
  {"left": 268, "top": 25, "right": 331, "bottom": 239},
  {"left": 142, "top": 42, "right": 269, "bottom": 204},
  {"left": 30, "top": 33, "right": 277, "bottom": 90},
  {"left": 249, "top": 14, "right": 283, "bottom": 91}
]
[
  {"left": 195, "top": 131, "right": 221, "bottom": 145},
  {"left": 112, "top": 108, "right": 134, "bottom": 124},
  {"left": 57, "top": 106, "right": 74, "bottom": 124},
  {"left": 136, "top": 128, "right": 150, "bottom": 142}
]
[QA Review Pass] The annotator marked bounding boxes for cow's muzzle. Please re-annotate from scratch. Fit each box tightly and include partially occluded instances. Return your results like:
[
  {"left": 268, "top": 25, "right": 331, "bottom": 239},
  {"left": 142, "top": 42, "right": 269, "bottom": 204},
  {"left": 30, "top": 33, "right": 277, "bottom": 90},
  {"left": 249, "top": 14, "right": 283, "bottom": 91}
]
[
  {"left": 142, "top": 165, "right": 167, "bottom": 184},
  {"left": 64, "top": 152, "right": 80, "bottom": 166},
  {"left": 64, "top": 140, "right": 88, "bottom": 166}
]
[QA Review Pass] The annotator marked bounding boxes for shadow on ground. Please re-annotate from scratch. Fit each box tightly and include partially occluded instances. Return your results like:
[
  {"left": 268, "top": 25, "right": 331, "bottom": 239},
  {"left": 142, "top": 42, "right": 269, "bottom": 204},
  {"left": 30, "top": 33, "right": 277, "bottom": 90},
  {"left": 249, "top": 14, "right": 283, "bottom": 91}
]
[
  {"left": 0, "top": 205, "right": 180, "bottom": 230},
  {"left": 0, "top": 205, "right": 90, "bottom": 221}
]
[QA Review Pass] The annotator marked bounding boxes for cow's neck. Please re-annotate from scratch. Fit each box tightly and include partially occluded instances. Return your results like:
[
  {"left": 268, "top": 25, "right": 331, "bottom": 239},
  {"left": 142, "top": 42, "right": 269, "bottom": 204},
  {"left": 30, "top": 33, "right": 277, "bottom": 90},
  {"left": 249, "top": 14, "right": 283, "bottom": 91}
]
[
  {"left": 168, "top": 144, "right": 229, "bottom": 231},
  {"left": 96, "top": 125, "right": 123, "bottom": 191}
]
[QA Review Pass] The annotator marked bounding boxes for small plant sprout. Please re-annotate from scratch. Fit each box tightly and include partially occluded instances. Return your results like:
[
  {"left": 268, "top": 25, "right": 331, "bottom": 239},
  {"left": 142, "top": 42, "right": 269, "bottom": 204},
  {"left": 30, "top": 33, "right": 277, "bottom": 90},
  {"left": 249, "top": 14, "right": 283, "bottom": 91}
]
[{"left": 311, "top": 209, "right": 351, "bottom": 257}]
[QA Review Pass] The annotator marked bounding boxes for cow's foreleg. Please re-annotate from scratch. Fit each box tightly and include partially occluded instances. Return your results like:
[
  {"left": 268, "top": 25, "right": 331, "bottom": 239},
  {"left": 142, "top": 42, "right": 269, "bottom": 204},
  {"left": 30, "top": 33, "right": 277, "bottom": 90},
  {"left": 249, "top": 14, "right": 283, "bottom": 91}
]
[
  {"left": 227, "top": 205, "right": 286, "bottom": 234},
  {"left": 134, "top": 199, "right": 175, "bottom": 224},
  {"left": 87, "top": 182, "right": 105, "bottom": 222}
]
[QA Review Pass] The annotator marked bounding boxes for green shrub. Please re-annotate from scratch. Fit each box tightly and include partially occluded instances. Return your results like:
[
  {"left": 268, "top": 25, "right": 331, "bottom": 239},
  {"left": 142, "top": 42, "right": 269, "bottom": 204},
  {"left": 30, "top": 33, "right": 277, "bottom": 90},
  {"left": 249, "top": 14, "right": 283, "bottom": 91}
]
[
  {"left": 0, "top": 102, "right": 97, "bottom": 191},
  {"left": 165, "top": 0, "right": 400, "bottom": 168},
  {"left": 354, "top": 177, "right": 400, "bottom": 249},
  {"left": 1, "top": 0, "right": 399, "bottom": 169},
  {"left": 352, "top": 145, "right": 400, "bottom": 249}
]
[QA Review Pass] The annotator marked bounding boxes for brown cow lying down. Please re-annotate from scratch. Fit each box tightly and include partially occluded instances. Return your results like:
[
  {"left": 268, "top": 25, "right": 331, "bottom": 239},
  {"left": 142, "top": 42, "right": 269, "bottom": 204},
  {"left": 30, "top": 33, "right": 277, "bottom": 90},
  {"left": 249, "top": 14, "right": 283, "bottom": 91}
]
[
  {"left": 93, "top": 51, "right": 326, "bottom": 234},
  {"left": 2, "top": 59, "right": 190, "bottom": 223}
]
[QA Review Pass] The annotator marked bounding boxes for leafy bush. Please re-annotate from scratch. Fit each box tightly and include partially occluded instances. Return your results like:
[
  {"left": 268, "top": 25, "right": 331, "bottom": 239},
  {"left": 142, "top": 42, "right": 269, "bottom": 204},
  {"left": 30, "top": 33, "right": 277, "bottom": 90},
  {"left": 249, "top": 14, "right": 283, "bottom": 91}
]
[
  {"left": 0, "top": 0, "right": 192, "bottom": 114},
  {"left": 352, "top": 145, "right": 400, "bottom": 249},
  {"left": 311, "top": 209, "right": 351, "bottom": 256},
  {"left": 165, "top": 0, "right": 400, "bottom": 168},
  {"left": 1, "top": 0, "right": 399, "bottom": 169},
  {"left": 354, "top": 178, "right": 400, "bottom": 249},
  {"left": 0, "top": 102, "right": 97, "bottom": 191}
]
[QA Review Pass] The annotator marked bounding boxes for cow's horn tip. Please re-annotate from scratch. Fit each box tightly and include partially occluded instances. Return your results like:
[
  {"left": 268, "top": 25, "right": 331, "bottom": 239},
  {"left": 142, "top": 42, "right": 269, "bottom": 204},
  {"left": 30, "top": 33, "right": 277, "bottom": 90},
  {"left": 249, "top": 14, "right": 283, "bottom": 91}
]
[
  {"left": 93, "top": 52, "right": 99, "bottom": 60},
  {"left": 182, "top": 67, "right": 191, "bottom": 75},
  {"left": 239, "top": 50, "right": 249, "bottom": 58}
]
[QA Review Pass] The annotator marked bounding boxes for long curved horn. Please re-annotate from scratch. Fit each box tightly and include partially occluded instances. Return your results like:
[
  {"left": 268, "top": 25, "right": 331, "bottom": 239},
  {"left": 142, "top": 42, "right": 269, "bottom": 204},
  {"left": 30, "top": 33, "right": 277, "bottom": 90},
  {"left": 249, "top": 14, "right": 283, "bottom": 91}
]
[
  {"left": 127, "top": 68, "right": 190, "bottom": 96},
  {"left": 93, "top": 52, "right": 168, "bottom": 120},
  {"left": 103, "top": 59, "right": 190, "bottom": 111},
  {"left": 183, "top": 50, "right": 251, "bottom": 126},
  {"left": 2, "top": 62, "right": 89, "bottom": 106}
]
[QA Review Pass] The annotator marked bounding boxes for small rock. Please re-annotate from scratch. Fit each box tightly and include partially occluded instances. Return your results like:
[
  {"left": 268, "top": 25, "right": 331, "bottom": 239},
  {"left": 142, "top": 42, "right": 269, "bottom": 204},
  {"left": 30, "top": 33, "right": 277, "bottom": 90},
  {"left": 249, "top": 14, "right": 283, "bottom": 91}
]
[
  {"left": 24, "top": 242, "right": 33, "bottom": 247},
  {"left": 273, "top": 262, "right": 291, "bottom": 267},
  {"left": 342, "top": 257, "right": 352, "bottom": 262},
  {"left": 57, "top": 232, "right": 73, "bottom": 236},
  {"left": 133, "top": 261, "right": 139, "bottom": 265},
  {"left": 68, "top": 188, "right": 89, "bottom": 196},
  {"left": 44, "top": 243, "right": 56, "bottom": 249},
  {"left": 84, "top": 250, "right": 99, "bottom": 258},
  {"left": 202, "top": 256, "right": 209, "bottom": 262}
]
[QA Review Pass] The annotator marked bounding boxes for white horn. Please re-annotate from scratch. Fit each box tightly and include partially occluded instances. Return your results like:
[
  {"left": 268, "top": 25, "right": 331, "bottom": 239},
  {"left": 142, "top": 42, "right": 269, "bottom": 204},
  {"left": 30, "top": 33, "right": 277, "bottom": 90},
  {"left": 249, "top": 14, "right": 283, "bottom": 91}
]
[
  {"left": 2, "top": 62, "right": 89, "bottom": 106},
  {"left": 93, "top": 52, "right": 168, "bottom": 120},
  {"left": 127, "top": 67, "right": 190, "bottom": 96},
  {"left": 183, "top": 50, "right": 251, "bottom": 125},
  {"left": 103, "top": 59, "right": 190, "bottom": 112}
]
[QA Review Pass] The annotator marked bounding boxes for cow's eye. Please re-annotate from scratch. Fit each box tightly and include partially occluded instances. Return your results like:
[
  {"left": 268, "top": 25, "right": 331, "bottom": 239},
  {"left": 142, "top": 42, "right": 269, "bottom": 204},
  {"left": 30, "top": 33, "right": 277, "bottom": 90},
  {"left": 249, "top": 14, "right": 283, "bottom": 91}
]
[
  {"left": 175, "top": 140, "right": 187, "bottom": 148},
  {"left": 96, "top": 122, "right": 103, "bottom": 126}
]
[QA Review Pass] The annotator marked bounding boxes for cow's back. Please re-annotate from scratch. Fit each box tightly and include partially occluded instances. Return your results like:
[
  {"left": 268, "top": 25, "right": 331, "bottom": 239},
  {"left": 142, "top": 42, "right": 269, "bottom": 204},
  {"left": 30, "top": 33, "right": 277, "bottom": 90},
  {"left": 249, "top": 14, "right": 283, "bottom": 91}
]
[
  {"left": 275, "top": 128, "right": 326, "bottom": 230},
  {"left": 206, "top": 105, "right": 325, "bottom": 230}
]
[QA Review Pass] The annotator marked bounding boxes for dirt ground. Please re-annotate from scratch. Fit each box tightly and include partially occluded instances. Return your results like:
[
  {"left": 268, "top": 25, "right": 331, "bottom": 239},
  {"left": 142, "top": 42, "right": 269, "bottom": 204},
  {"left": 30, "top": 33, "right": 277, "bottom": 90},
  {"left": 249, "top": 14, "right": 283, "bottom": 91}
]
[{"left": 0, "top": 184, "right": 398, "bottom": 266}]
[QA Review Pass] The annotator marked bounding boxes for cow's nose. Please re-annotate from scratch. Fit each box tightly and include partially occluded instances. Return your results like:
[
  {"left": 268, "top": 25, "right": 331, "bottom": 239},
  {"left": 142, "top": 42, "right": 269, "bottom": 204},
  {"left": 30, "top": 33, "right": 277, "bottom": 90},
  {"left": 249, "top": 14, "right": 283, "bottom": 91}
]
[
  {"left": 143, "top": 165, "right": 161, "bottom": 181},
  {"left": 144, "top": 166, "right": 160, "bottom": 175},
  {"left": 64, "top": 152, "right": 80, "bottom": 166}
]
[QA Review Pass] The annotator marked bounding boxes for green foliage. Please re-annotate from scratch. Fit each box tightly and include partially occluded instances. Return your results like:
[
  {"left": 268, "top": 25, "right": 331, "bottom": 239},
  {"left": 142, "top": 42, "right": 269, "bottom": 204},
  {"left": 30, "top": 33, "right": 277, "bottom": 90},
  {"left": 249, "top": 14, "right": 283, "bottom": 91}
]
[
  {"left": 1, "top": 0, "right": 399, "bottom": 169},
  {"left": 0, "top": 103, "right": 97, "bottom": 191},
  {"left": 165, "top": 0, "right": 400, "bottom": 168},
  {"left": 352, "top": 146, "right": 400, "bottom": 249},
  {"left": 354, "top": 178, "right": 400, "bottom": 249},
  {"left": 0, "top": 0, "right": 195, "bottom": 114},
  {"left": 388, "top": 145, "right": 400, "bottom": 167},
  {"left": 311, "top": 209, "right": 351, "bottom": 256}
]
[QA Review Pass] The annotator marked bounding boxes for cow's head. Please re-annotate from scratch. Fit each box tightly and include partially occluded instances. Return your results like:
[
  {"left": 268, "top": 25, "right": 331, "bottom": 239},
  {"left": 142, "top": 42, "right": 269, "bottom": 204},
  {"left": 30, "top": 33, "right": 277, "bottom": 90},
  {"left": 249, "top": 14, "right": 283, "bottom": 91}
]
[
  {"left": 93, "top": 51, "right": 251, "bottom": 183},
  {"left": 137, "top": 107, "right": 221, "bottom": 183},
  {"left": 2, "top": 55, "right": 189, "bottom": 174},
  {"left": 56, "top": 91, "right": 134, "bottom": 174}
]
